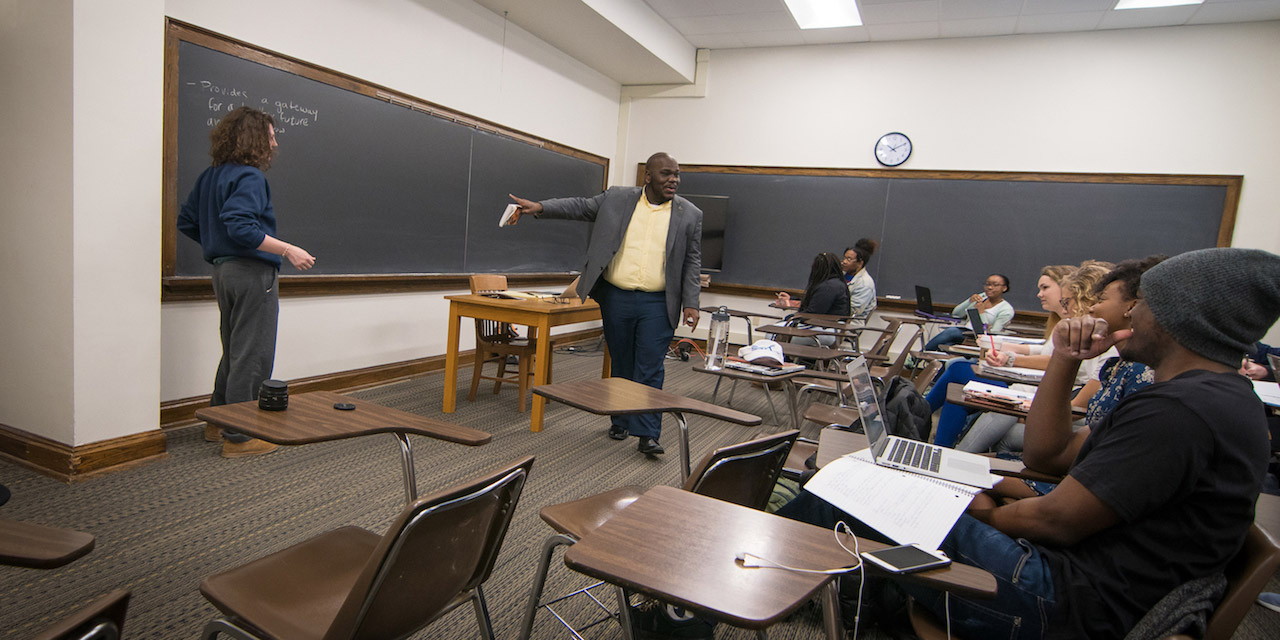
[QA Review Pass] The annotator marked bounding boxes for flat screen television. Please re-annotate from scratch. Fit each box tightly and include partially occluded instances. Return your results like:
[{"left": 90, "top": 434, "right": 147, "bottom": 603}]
[{"left": 683, "top": 194, "right": 727, "bottom": 273}]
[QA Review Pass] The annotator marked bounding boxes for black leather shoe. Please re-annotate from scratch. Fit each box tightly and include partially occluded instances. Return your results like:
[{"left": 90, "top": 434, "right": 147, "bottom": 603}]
[
  {"left": 608, "top": 425, "right": 628, "bottom": 440},
  {"left": 637, "top": 437, "right": 664, "bottom": 455}
]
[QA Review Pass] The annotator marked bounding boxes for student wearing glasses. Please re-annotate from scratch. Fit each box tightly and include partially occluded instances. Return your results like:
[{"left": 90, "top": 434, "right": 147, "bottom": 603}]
[
  {"left": 923, "top": 274, "right": 1014, "bottom": 351},
  {"left": 841, "top": 238, "right": 879, "bottom": 327}
]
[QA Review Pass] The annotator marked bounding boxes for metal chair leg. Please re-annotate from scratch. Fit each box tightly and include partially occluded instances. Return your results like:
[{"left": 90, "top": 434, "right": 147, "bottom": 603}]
[
  {"left": 822, "top": 581, "right": 844, "bottom": 640},
  {"left": 201, "top": 618, "right": 258, "bottom": 640},
  {"left": 711, "top": 377, "right": 723, "bottom": 403},
  {"left": 673, "top": 412, "right": 690, "bottom": 484},
  {"left": 471, "top": 585, "right": 496, "bottom": 640},
  {"left": 615, "top": 587, "right": 636, "bottom": 640},
  {"left": 393, "top": 433, "right": 417, "bottom": 504},
  {"left": 784, "top": 380, "right": 801, "bottom": 430},
  {"left": 762, "top": 385, "right": 781, "bottom": 425},
  {"left": 518, "top": 533, "right": 576, "bottom": 640}
]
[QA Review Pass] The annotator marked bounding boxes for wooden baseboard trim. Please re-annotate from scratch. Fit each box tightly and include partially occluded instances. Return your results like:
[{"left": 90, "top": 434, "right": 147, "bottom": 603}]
[
  {"left": 160, "top": 327, "right": 604, "bottom": 430},
  {"left": 0, "top": 423, "right": 167, "bottom": 483}
]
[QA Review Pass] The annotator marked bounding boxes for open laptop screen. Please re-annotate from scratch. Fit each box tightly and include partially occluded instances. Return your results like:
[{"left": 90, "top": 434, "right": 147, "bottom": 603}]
[
  {"left": 914, "top": 286, "right": 934, "bottom": 315},
  {"left": 846, "top": 358, "right": 889, "bottom": 457},
  {"left": 967, "top": 308, "right": 986, "bottom": 334}
]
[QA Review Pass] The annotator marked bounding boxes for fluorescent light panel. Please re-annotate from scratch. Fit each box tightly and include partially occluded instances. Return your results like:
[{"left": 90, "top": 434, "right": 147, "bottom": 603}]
[
  {"left": 1114, "top": 0, "right": 1203, "bottom": 9},
  {"left": 784, "top": 0, "right": 863, "bottom": 29}
]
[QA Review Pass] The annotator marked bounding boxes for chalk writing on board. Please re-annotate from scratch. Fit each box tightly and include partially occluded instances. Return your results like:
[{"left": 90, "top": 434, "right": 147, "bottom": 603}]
[{"left": 185, "top": 80, "right": 320, "bottom": 134}]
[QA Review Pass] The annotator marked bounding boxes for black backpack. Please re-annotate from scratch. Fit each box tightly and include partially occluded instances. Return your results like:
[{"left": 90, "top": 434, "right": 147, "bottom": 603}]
[{"left": 877, "top": 375, "right": 931, "bottom": 443}]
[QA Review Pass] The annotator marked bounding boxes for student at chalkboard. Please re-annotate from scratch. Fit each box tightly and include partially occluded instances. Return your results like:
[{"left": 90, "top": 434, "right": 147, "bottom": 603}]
[
  {"left": 841, "top": 237, "right": 878, "bottom": 326},
  {"left": 922, "top": 273, "right": 1014, "bottom": 351},
  {"left": 178, "top": 106, "right": 316, "bottom": 459},
  {"left": 775, "top": 252, "right": 851, "bottom": 348}
]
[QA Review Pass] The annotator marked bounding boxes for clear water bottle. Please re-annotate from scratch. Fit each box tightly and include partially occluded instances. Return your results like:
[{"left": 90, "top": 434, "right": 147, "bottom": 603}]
[{"left": 705, "top": 306, "right": 731, "bottom": 370}]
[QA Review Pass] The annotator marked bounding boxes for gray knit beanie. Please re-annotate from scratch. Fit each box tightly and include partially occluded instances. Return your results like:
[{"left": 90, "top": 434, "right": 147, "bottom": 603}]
[{"left": 1140, "top": 247, "right": 1280, "bottom": 367}]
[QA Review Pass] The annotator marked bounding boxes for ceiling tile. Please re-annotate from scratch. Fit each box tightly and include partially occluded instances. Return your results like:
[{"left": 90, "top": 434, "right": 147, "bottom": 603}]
[
  {"left": 1099, "top": 5, "right": 1199, "bottom": 29},
  {"left": 867, "top": 20, "right": 943, "bottom": 40},
  {"left": 861, "top": 1, "right": 942, "bottom": 24},
  {"left": 708, "top": 0, "right": 786, "bottom": 14},
  {"left": 940, "top": 16, "right": 1020, "bottom": 37},
  {"left": 939, "top": 0, "right": 1025, "bottom": 21},
  {"left": 642, "top": 0, "right": 721, "bottom": 19},
  {"left": 1190, "top": 0, "right": 1280, "bottom": 23},
  {"left": 801, "top": 25, "right": 873, "bottom": 44},
  {"left": 1016, "top": 11, "right": 1107, "bottom": 33},
  {"left": 1021, "top": 0, "right": 1115, "bottom": 16}
]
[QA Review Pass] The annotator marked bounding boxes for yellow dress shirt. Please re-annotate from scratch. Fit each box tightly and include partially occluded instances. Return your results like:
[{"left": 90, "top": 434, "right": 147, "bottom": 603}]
[{"left": 603, "top": 194, "right": 671, "bottom": 292}]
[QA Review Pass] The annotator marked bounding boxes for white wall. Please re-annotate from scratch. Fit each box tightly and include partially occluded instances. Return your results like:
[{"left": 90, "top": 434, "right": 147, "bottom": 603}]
[
  {"left": 627, "top": 22, "right": 1280, "bottom": 345},
  {"left": 159, "top": 0, "right": 621, "bottom": 402},
  {"left": 0, "top": 0, "right": 163, "bottom": 446},
  {"left": 0, "top": 0, "right": 76, "bottom": 442}
]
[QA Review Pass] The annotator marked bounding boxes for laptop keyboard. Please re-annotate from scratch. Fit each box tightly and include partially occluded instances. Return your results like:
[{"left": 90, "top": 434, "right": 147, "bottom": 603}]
[{"left": 888, "top": 439, "right": 942, "bottom": 473}]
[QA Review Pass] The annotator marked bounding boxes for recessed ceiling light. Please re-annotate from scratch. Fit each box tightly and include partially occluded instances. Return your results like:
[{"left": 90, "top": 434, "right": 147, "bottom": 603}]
[
  {"left": 1114, "top": 0, "right": 1204, "bottom": 9},
  {"left": 784, "top": 0, "right": 863, "bottom": 30}
]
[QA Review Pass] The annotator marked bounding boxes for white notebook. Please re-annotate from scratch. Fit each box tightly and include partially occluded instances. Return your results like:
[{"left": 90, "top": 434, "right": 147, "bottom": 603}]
[{"left": 806, "top": 450, "right": 980, "bottom": 550}]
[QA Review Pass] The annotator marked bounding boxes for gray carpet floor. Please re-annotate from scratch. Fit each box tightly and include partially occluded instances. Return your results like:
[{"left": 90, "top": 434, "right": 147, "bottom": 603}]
[{"left": 2, "top": 346, "right": 1278, "bottom": 639}]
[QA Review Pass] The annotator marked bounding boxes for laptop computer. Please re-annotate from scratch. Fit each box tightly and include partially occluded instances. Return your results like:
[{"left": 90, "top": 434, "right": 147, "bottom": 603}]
[
  {"left": 913, "top": 286, "right": 959, "bottom": 323},
  {"left": 845, "top": 357, "right": 994, "bottom": 488},
  {"left": 966, "top": 308, "right": 986, "bottom": 335}
]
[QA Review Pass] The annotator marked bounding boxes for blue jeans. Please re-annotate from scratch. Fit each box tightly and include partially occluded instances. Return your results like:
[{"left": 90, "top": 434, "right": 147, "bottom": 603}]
[
  {"left": 923, "top": 359, "right": 1007, "bottom": 447},
  {"left": 925, "top": 326, "right": 967, "bottom": 351},
  {"left": 592, "top": 281, "right": 675, "bottom": 439},
  {"left": 777, "top": 492, "right": 1056, "bottom": 640}
]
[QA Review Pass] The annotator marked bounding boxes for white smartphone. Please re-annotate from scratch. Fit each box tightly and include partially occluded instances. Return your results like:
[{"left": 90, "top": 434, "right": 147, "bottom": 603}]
[{"left": 860, "top": 544, "right": 951, "bottom": 574}]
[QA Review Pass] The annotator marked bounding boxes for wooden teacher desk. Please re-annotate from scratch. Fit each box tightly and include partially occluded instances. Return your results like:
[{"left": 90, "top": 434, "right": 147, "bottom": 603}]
[{"left": 442, "top": 294, "right": 608, "bottom": 432}]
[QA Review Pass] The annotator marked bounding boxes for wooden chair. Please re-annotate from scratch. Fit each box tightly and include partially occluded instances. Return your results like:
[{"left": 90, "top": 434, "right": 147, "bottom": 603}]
[
  {"left": 199, "top": 456, "right": 534, "bottom": 640},
  {"left": 468, "top": 274, "right": 537, "bottom": 411},
  {"left": 517, "top": 430, "right": 800, "bottom": 640},
  {"left": 908, "top": 523, "right": 1280, "bottom": 640},
  {"left": 31, "top": 589, "right": 130, "bottom": 640}
]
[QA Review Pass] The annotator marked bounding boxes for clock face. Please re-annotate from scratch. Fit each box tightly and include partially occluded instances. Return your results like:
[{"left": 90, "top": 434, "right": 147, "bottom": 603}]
[{"left": 875, "top": 132, "right": 912, "bottom": 167}]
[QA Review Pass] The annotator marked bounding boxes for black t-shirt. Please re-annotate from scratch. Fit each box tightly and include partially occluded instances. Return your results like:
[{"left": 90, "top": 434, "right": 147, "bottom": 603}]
[
  {"left": 801, "top": 277, "right": 851, "bottom": 316},
  {"left": 1041, "top": 370, "right": 1269, "bottom": 639}
]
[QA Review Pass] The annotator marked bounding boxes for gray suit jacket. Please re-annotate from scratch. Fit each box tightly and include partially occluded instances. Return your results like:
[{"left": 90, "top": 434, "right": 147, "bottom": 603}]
[{"left": 537, "top": 186, "right": 702, "bottom": 328}]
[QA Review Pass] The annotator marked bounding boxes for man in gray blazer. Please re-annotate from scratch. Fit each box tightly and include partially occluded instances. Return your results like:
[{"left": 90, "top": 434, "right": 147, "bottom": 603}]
[{"left": 508, "top": 153, "right": 702, "bottom": 455}]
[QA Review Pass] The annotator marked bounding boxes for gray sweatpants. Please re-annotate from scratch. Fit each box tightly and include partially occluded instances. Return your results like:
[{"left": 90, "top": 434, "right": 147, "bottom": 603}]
[{"left": 211, "top": 258, "right": 279, "bottom": 443}]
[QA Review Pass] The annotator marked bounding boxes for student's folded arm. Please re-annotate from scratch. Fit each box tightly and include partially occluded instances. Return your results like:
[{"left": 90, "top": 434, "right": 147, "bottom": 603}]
[
  {"left": 973, "top": 476, "right": 1120, "bottom": 547},
  {"left": 1021, "top": 352, "right": 1089, "bottom": 474}
]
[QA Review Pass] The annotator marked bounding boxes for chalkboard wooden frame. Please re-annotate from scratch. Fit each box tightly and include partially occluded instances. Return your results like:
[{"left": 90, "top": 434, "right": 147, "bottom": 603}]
[
  {"left": 161, "top": 19, "right": 608, "bottom": 302},
  {"left": 650, "top": 164, "right": 1241, "bottom": 312}
]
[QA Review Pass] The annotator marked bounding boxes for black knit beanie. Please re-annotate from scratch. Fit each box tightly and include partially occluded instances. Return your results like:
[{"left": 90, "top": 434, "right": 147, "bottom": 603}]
[{"left": 1140, "top": 248, "right": 1280, "bottom": 367}]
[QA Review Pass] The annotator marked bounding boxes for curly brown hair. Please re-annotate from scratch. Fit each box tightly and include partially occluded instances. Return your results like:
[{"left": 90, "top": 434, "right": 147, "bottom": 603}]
[{"left": 209, "top": 107, "right": 275, "bottom": 170}]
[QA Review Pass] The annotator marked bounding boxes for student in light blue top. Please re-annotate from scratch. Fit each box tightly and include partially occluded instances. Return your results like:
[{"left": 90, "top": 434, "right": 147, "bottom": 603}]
[
  {"left": 841, "top": 238, "right": 878, "bottom": 327},
  {"left": 923, "top": 273, "right": 1014, "bottom": 351}
]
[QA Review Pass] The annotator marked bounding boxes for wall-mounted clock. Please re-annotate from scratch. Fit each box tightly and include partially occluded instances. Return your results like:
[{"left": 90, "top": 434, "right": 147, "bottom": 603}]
[{"left": 875, "top": 132, "right": 912, "bottom": 167}]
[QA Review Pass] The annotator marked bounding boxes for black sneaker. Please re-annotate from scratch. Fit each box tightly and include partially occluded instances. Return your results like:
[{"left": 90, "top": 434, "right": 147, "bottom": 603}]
[
  {"left": 630, "top": 601, "right": 715, "bottom": 640},
  {"left": 608, "top": 424, "right": 629, "bottom": 440}
]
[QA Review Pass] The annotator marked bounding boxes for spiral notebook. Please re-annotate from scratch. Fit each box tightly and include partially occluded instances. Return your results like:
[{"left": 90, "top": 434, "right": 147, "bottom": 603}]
[{"left": 805, "top": 450, "right": 980, "bottom": 550}]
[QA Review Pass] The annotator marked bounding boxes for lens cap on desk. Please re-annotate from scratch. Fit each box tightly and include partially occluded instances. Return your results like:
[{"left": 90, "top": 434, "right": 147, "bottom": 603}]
[{"left": 333, "top": 402, "right": 356, "bottom": 411}]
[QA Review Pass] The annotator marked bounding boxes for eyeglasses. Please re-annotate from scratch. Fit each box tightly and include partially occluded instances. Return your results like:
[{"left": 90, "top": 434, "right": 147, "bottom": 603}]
[{"left": 983, "top": 281, "right": 1005, "bottom": 287}]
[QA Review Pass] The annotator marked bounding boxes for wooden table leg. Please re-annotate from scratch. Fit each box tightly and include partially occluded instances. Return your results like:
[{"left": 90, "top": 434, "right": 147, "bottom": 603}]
[
  {"left": 443, "top": 302, "right": 461, "bottom": 413},
  {"left": 531, "top": 317, "right": 553, "bottom": 432}
]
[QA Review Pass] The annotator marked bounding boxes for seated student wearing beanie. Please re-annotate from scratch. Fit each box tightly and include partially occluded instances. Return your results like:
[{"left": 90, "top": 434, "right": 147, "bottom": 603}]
[{"left": 778, "top": 248, "right": 1280, "bottom": 639}]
